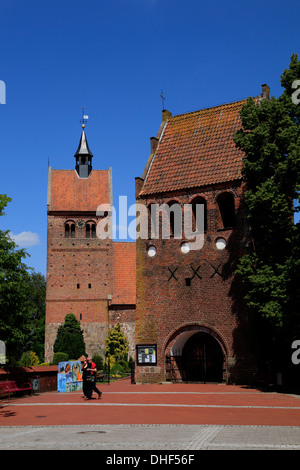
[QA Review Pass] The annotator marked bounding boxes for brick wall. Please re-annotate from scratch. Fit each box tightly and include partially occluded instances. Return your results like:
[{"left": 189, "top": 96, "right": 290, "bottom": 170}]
[
  {"left": 45, "top": 213, "right": 114, "bottom": 362},
  {"left": 135, "top": 181, "right": 257, "bottom": 384},
  {"left": 45, "top": 215, "right": 136, "bottom": 363}
]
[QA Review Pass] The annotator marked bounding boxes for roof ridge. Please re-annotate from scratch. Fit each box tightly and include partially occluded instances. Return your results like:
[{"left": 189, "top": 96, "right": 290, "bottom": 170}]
[{"left": 169, "top": 97, "right": 253, "bottom": 120}]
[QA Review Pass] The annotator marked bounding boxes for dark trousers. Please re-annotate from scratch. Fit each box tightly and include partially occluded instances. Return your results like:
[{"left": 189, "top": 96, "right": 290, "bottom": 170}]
[
  {"left": 86, "top": 378, "right": 101, "bottom": 398},
  {"left": 82, "top": 380, "right": 89, "bottom": 397}
]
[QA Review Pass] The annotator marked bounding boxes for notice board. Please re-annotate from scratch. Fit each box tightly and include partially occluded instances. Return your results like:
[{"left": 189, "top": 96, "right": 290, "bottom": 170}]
[{"left": 136, "top": 344, "right": 157, "bottom": 365}]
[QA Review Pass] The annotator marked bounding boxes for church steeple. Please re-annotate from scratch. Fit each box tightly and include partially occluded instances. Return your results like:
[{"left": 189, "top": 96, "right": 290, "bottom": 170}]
[{"left": 74, "top": 108, "right": 93, "bottom": 178}]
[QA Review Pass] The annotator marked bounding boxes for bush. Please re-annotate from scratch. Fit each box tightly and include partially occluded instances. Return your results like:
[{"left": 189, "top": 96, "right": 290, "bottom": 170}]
[
  {"left": 52, "top": 352, "right": 69, "bottom": 365},
  {"left": 111, "top": 360, "right": 130, "bottom": 376},
  {"left": 18, "top": 351, "right": 39, "bottom": 367}
]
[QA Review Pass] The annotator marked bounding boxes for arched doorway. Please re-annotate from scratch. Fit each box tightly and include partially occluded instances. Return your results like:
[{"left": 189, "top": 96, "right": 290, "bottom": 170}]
[
  {"left": 182, "top": 332, "right": 224, "bottom": 382},
  {"left": 165, "top": 325, "right": 227, "bottom": 383}
]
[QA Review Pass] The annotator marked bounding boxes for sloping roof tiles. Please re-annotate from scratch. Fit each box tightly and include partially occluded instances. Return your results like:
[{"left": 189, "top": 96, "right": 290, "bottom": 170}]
[
  {"left": 140, "top": 99, "right": 248, "bottom": 196},
  {"left": 112, "top": 242, "right": 136, "bottom": 305},
  {"left": 48, "top": 169, "right": 110, "bottom": 212}
]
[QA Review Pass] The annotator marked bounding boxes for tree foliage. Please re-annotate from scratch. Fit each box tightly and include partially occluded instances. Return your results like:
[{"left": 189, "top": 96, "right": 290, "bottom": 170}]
[
  {"left": 26, "top": 272, "right": 46, "bottom": 361},
  {"left": 233, "top": 54, "right": 300, "bottom": 356},
  {"left": 0, "top": 195, "right": 47, "bottom": 364},
  {"left": 105, "top": 323, "right": 129, "bottom": 362},
  {"left": 53, "top": 313, "right": 86, "bottom": 360},
  {"left": 0, "top": 195, "right": 32, "bottom": 363}
]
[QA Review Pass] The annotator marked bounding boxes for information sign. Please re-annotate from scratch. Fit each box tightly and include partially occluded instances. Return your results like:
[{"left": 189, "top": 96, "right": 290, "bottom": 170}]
[{"left": 136, "top": 344, "right": 157, "bottom": 365}]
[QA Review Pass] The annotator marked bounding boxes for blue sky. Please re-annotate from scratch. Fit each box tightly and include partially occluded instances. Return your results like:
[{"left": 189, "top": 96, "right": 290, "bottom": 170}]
[{"left": 0, "top": 0, "right": 299, "bottom": 276}]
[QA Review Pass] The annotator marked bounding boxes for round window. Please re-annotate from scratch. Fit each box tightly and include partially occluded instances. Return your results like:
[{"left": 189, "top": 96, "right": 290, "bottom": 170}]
[
  {"left": 216, "top": 238, "right": 226, "bottom": 250},
  {"left": 180, "top": 242, "right": 191, "bottom": 254},
  {"left": 147, "top": 245, "right": 157, "bottom": 257}
]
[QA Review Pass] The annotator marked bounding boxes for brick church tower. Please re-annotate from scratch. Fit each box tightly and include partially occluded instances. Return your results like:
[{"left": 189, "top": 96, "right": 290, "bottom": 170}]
[
  {"left": 134, "top": 88, "right": 269, "bottom": 384},
  {"left": 45, "top": 121, "right": 136, "bottom": 363},
  {"left": 45, "top": 123, "right": 113, "bottom": 362}
]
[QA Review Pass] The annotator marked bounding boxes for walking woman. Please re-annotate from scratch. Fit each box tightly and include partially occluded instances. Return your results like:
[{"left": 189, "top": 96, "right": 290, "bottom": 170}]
[
  {"left": 81, "top": 357, "right": 89, "bottom": 398},
  {"left": 86, "top": 356, "right": 102, "bottom": 399}
]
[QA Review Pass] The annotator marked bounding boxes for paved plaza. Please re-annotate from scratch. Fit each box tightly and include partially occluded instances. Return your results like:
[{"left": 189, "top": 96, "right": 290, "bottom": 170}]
[
  {"left": 1, "top": 378, "right": 300, "bottom": 450},
  {"left": 1, "top": 424, "right": 300, "bottom": 450}
]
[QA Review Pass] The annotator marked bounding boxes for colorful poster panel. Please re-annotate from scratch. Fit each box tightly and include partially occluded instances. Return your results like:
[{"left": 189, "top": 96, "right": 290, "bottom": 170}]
[{"left": 57, "top": 361, "right": 83, "bottom": 392}]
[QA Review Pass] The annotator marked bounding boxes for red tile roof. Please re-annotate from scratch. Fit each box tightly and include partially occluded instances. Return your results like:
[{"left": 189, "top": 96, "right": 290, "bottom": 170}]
[
  {"left": 112, "top": 242, "right": 136, "bottom": 305},
  {"left": 139, "top": 99, "right": 248, "bottom": 196},
  {"left": 48, "top": 169, "right": 110, "bottom": 212}
]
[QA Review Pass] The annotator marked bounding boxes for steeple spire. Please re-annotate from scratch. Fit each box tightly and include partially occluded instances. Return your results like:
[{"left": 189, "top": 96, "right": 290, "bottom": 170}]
[{"left": 74, "top": 107, "right": 93, "bottom": 178}]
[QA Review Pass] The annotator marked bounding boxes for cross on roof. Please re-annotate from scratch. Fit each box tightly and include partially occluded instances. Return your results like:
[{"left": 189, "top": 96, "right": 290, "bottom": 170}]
[{"left": 160, "top": 90, "right": 166, "bottom": 110}]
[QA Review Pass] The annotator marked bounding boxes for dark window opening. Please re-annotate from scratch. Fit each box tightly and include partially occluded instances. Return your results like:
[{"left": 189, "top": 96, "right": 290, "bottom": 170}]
[
  {"left": 148, "top": 204, "right": 158, "bottom": 239},
  {"left": 185, "top": 278, "right": 191, "bottom": 286},
  {"left": 88, "top": 283, "right": 91, "bottom": 289},
  {"left": 65, "top": 221, "right": 76, "bottom": 238},
  {"left": 65, "top": 224, "right": 70, "bottom": 238},
  {"left": 217, "top": 192, "right": 235, "bottom": 229},
  {"left": 86, "top": 222, "right": 96, "bottom": 239},
  {"left": 170, "top": 210, "right": 174, "bottom": 237},
  {"left": 168, "top": 201, "right": 181, "bottom": 238},
  {"left": 77, "top": 283, "right": 80, "bottom": 289},
  {"left": 192, "top": 196, "right": 207, "bottom": 232}
]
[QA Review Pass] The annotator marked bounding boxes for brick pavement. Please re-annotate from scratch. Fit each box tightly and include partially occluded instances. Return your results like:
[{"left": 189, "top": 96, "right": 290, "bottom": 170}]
[{"left": 1, "top": 379, "right": 300, "bottom": 450}]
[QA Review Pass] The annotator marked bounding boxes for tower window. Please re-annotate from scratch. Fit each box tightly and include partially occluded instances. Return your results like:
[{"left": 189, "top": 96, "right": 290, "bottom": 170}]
[
  {"left": 65, "top": 221, "right": 76, "bottom": 238},
  {"left": 88, "top": 283, "right": 91, "bottom": 289},
  {"left": 65, "top": 224, "right": 70, "bottom": 238},
  {"left": 217, "top": 192, "right": 235, "bottom": 229},
  {"left": 77, "top": 283, "right": 80, "bottom": 289},
  {"left": 148, "top": 204, "right": 158, "bottom": 239},
  {"left": 166, "top": 201, "right": 182, "bottom": 238},
  {"left": 191, "top": 196, "right": 207, "bottom": 232},
  {"left": 86, "top": 222, "right": 96, "bottom": 239}
]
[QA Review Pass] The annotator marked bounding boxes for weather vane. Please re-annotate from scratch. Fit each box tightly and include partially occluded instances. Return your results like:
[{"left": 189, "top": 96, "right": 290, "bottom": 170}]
[
  {"left": 80, "top": 106, "right": 89, "bottom": 128},
  {"left": 160, "top": 90, "right": 166, "bottom": 110}
]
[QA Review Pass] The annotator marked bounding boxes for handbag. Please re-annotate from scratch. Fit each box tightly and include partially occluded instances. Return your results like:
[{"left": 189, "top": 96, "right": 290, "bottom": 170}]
[{"left": 86, "top": 375, "right": 95, "bottom": 383}]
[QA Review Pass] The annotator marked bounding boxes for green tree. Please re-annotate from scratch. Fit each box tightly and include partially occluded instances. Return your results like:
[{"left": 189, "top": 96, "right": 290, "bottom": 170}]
[
  {"left": 53, "top": 313, "right": 86, "bottom": 359},
  {"left": 0, "top": 195, "right": 33, "bottom": 363},
  {"left": 105, "top": 323, "right": 129, "bottom": 363},
  {"left": 234, "top": 54, "right": 300, "bottom": 366},
  {"left": 26, "top": 272, "right": 46, "bottom": 361}
]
